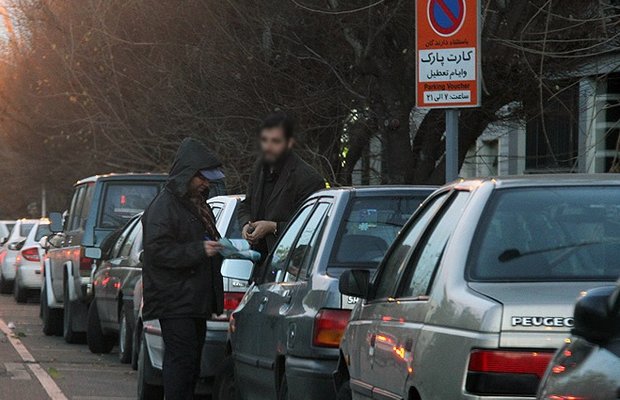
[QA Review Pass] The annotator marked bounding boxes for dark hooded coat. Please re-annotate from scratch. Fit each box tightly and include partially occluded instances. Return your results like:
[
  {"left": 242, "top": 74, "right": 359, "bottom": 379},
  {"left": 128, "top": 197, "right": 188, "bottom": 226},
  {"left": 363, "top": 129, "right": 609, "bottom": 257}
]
[{"left": 141, "top": 138, "right": 224, "bottom": 320}]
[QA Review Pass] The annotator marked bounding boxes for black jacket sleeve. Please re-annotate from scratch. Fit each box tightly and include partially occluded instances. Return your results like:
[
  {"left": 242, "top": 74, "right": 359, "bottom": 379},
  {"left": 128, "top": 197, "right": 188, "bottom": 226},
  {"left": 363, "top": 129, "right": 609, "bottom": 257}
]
[{"left": 143, "top": 198, "right": 207, "bottom": 269}]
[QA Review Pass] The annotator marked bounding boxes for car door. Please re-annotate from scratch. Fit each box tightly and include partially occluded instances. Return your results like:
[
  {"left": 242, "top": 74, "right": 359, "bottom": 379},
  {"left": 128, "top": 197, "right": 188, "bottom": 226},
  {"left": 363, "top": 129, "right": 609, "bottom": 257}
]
[
  {"left": 96, "top": 217, "right": 139, "bottom": 324},
  {"left": 259, "top": 200, "right": 332, "bottom": 390},
  {"left": 368, "top": 191, "right": 471, "bottom": 400},
  {"left": 348, "top": 191, "right": 450, "bottom": 399},
  {"left": 233, "top": 201, "right": 316, "bottom": 400}
]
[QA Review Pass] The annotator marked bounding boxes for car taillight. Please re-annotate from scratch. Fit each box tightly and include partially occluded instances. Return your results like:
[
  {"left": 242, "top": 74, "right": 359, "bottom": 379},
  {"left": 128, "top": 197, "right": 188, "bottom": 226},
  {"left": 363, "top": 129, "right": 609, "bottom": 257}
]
[
  {"left": 466, "top": 349, "right": 554, "bottom": 396},
  {"left": 224, "top": 292, "right": 244, "bottom": 312},
  {"left": 21, "top": 247, "right": 40, "bottom": 262},
  {"left": 79, "top": 255, "right": 94, "bottom": 276},
  {"left": 313, "top": 308, "right": 351, "bottom": 348}
]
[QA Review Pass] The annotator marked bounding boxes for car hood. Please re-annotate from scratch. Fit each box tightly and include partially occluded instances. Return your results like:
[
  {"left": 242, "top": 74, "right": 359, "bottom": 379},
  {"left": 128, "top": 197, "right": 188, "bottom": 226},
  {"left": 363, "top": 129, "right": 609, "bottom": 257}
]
[{"left": 469, "top": 281, "right": 611, "bottom": 348}]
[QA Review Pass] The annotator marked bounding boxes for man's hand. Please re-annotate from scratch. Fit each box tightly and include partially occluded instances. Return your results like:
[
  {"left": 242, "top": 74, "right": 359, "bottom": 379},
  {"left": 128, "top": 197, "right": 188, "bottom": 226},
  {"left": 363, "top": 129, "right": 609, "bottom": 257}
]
[
  {"left": 242, "top": 222, "right": 254, "bottom": 242},
  {"left": 247, "top": 220, "right": 277, "bottom": 242},
  {"left": 203, "top": 240, "right": 223, "bottom": 257}
]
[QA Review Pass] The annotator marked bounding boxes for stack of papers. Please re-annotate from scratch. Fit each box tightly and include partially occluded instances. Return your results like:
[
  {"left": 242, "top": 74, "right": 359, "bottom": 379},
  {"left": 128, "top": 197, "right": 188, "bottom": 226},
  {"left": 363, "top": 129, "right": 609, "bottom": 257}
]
[{"left": 218, "top": 238, "right": 261, "bottom": 262}]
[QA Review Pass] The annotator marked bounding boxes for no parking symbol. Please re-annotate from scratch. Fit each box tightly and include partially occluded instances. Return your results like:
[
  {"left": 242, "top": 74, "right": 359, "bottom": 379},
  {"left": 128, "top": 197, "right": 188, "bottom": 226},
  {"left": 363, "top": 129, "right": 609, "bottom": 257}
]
[{"left": 428, "top": 0, "right": 466, "bottom": 37}]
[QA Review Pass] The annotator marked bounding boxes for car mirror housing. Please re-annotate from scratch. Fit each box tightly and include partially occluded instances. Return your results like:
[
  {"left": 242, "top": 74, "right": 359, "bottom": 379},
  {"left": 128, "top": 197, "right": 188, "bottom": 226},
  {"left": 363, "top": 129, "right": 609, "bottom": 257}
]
[
  {"left": 339, "top": 269, "right": 370, "bottom": 299},
  {"left": 49, "top": 211, "right": 64, "bottom": 233},
  {"left": 572, "top": 285, "right": 618, "bottom": 343},
  {"left": 221, "top": 259, "right": 254, "bottom": 281}
]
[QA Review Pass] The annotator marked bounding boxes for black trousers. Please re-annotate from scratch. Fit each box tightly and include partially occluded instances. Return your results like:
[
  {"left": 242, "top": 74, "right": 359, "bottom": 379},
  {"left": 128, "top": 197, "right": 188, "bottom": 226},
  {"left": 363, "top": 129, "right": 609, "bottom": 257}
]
[{"left": 159, "top": 318, "right": 207, "bottom": 400}]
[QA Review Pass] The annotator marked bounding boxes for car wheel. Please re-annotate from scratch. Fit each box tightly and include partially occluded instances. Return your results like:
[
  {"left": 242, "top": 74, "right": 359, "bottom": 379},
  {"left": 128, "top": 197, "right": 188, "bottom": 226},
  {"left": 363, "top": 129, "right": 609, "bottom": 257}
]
[
  {"left": 137, "top": 331, "right": 164, "bottom": 400},
  {"left": 0, "top": 272, "right": 12, "bottom": 294},
  {"left": 337, "top": 381, "right": 352, "bottom": 400},
  {"left": 214, "top": 356, "right": 236, "bottom": 400},
  {"left": 118, "top": 306, "right": 133, "bottom": 364},
  {"left": 277, "top": 374, "right": 289, "bottom": 400},
  {"left": 87, "top": 299, "right": 114, "bottom": 354},
  {"left": 14, "top": 277, "right": 27, "bottom": 304},
  {"left": 63, "top": 282, "right": 84, "bottom": 344},
  {"left": 41, "top": 283, "right": 63, "bottom": 336}
]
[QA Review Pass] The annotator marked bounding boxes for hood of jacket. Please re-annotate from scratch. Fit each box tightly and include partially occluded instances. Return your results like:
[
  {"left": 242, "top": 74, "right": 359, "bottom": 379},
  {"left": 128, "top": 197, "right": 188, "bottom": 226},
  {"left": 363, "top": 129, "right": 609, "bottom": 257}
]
[{"left": 166, "top": 137, "right": 222, "bottom": 198}]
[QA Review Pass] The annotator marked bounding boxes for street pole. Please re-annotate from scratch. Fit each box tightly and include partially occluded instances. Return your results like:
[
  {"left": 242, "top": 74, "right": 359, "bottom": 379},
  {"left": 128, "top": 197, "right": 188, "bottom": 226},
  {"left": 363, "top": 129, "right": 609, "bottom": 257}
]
[
  {"left": 41, "top": 184, "right": 47, "bottom": 217},
  {"left": 445, "top": 109, "right": 459, "bottom": 183}
]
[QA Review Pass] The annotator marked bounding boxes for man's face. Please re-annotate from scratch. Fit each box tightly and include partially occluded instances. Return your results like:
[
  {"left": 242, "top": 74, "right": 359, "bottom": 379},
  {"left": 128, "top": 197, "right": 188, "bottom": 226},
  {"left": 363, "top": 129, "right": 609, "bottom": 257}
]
[
  {"left": 260, "top": 127, "right": 292, "bottom": 164},
  {"left": 188, "top": 174, "right": 210, "bottom": 197}
]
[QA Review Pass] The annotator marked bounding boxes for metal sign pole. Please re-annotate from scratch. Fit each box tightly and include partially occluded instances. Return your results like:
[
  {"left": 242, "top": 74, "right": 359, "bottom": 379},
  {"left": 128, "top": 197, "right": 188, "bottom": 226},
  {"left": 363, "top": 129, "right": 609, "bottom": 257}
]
[{"left": 445, "top": 109, "right": 459, "bottom": 182}]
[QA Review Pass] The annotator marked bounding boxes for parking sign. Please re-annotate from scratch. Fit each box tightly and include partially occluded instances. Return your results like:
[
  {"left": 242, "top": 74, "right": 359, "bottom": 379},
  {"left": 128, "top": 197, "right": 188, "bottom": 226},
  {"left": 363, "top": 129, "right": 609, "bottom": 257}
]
[{"left": 416, "top": 0, "right": 480, "bottom": 108}]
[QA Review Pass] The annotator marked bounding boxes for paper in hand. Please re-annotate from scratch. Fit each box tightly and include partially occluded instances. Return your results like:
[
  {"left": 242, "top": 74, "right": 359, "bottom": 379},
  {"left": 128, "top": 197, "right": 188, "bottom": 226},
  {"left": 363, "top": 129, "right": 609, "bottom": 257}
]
[{"left": 218, "top": 238, "right": 261, "bottom": 262}]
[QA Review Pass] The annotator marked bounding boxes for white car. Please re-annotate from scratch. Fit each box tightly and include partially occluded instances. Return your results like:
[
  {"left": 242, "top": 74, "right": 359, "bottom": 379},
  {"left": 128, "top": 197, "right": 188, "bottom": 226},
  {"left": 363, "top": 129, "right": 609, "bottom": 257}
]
[
  {"left": 0, "top": 219, "right": 37, "bottom": 294},
  {"left": 0, "top": 220, "right": 15, "bottom": 242},
  {"left": 13, "top": 219, "right": 50, "bottom": 303}
]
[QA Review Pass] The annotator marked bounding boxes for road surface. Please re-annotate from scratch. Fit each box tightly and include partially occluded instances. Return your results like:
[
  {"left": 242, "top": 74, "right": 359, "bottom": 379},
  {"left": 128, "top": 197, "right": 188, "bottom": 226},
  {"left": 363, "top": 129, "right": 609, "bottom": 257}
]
[{"left": 0, "top": 293, "right": 137, "bottom": 400}]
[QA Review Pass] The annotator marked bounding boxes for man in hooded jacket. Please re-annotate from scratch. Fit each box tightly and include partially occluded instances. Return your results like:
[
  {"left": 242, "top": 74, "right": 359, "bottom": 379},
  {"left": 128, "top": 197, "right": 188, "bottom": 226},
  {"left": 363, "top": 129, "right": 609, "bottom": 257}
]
[{"left": 142, "top": 138, "right": 225, "bottom": 400}]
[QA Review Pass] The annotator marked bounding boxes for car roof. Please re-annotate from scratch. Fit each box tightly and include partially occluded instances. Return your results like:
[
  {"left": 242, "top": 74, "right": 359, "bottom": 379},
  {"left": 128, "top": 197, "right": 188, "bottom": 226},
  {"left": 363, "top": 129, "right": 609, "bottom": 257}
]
[
  {"left": 450, "top": 174, "right": 620, "bottom": 191},
  {"left": 311, "top": 185, "right": 438, "bottom": 197},
  {"left": 76, "top": 173, "right": 168, "bottom": 185}
]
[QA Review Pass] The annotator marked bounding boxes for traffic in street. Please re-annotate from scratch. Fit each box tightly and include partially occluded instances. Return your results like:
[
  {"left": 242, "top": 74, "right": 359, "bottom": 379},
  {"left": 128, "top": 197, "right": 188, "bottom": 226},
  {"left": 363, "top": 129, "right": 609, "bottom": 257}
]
[{"left": 0, "top": 0, "right": 620, "bottom": 399}]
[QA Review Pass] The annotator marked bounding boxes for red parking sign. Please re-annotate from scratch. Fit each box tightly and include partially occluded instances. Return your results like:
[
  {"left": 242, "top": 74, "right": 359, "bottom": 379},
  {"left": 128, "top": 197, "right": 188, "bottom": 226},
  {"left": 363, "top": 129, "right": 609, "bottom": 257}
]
[{"left": 416, "top": 0, "right": 480, "bottom": 108}]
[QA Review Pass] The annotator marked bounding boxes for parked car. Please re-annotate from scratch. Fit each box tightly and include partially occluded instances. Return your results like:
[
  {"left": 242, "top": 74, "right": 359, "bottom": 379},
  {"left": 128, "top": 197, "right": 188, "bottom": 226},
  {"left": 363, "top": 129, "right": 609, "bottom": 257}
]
[
  {"left": 13, "top": 218, "right": 51, "bottom": 303},
  {"left": 40, "top": 173, "right": 167, "bottom": 343},
  {"left": 0, "top": 220, "right": 15, "bottom": 243},
  {"left": 220, "top": 186, "right": 435, "bottom": 400},
  {"left": 136, "top": 194, "right": 247, "bottom": 399},
  {"left": 87, "top": 212, "right": 144, "bottom": 363},
  {"left": 537, "top": 282, "right": 620, "bottom": 400},
  {"left": 336, "top": 175, "right": 620, "bottom": 400},
  {"left": 0, "top": 218, "right": 37, "bottom": 293}
]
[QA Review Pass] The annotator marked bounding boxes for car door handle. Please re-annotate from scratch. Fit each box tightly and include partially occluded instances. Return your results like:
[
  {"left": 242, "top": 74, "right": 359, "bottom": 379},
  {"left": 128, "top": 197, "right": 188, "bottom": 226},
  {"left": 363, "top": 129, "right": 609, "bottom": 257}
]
[{"left": 258, "top": 296, "right": 268, "bottom": 312}]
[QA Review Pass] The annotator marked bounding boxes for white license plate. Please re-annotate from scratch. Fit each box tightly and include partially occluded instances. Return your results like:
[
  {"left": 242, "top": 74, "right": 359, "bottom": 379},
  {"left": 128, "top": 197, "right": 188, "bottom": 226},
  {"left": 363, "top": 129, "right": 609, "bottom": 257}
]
[{"left": 341, "top": 294, "right": 360, "bottom": 309}]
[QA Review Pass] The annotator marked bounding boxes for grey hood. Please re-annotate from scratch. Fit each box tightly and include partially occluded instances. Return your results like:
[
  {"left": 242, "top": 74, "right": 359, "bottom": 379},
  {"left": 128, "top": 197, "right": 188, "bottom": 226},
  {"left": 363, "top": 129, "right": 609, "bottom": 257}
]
[{"left": 166, "top": 137, "right": 222, "bottom": 198}]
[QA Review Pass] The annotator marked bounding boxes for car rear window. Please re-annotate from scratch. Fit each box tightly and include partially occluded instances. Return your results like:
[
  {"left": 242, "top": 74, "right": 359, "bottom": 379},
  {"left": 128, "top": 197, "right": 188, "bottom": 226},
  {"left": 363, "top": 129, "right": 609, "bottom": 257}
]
[
  {"left": 468, "top": 186, "right": 620, "bottom": 282},
  {"left": 19, "top": 223, "right": 34, "bottom": 237},
  {"left": 35, "top": 224, "right": 51, "bottom": 241},
  {"left": 99, "top": 183, "right": 160, "bottom": 228},
  {"left": 329, "top": 195, "right": 426, "bottom": 268}
]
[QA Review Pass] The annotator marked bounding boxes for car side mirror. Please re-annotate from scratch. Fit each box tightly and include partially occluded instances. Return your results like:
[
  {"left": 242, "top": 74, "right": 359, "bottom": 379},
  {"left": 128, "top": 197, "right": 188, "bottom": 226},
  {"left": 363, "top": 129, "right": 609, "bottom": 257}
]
[
  {"left": 84, "top": 247, "right": 102, "bottom": 260},
  {"left": 0, "top": 237, "right": 7, "bottom": 246},
  {"left": 7, "top": 242, "right": 18, "bottom": 251},
  {"left": 339, "top": 269, "right": 371, "bottom": 299},
  {"left": 221, "top": 259, "right": 254, "bottom": 281},
  {"left": 49, "top": 212, "right": 64, "bottom": 233},
  {"left": 572, "top": 286, "right": 617, "bottom": 343}
]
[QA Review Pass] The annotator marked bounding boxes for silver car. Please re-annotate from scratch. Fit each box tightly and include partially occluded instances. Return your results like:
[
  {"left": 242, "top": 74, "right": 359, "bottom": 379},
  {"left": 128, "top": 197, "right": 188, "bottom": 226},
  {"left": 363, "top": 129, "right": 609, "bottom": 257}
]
[
  {"left": 0, "top": 218, "right": 37, "bottom": 293},
  {"left": 337, "top": 175, "right": 620, "bottom": 400},
  {"left": 537, "top": 283, "right": 620, "bottom": 400},
  {"left": 14, "top": 219, "right": 50, "bottom": 303}
]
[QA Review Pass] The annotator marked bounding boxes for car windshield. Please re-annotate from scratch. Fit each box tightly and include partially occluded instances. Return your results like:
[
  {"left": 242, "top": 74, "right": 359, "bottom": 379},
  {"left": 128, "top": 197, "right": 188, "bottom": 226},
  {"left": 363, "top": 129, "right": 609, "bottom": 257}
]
[
  {"left": 468, "top": 186, "right": 620, "bottom": 282},
  {"left": 35, "top": 224, "right": 51, "bottom": 241},
  {"left": 99, "top": 183, "right": 160, "bottom": 228},
  {"left": 328, "top": 195, "right": 425, "bottom": 268},
  {"left": 19, "top": 223, "right": 34, "bottom": 237}
]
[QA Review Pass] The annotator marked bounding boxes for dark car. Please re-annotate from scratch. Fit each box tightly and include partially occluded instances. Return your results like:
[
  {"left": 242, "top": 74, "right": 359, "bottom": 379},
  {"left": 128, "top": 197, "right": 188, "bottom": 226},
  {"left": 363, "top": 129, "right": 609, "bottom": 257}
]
[
  {"left": 87, "top": 212, "right": 144, "bottom": 363},
  {"left": 41, "top": 173, "right": 167, "bottom": 343},
  {"left": 537, "top": 282, "right": 620, "bottom": 400},
  {"left": 217, "top": 186, "right": 435, "bottom": 400}
]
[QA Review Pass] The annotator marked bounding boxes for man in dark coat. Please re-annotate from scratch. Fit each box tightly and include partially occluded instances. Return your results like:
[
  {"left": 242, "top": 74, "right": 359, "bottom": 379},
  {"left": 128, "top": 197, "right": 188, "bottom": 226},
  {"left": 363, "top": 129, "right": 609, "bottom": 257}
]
[
  {"left": 142, "top": 137, "right": 224, "bottom": 400},
  {"left": 239, "top": 112, "right": 325, "bottom": 259}
]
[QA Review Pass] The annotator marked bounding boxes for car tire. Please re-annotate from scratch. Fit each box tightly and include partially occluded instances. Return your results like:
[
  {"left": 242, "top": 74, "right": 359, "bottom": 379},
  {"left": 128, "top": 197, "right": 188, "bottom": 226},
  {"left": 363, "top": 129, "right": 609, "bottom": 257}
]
[
  {"left": 14, "top": 277, "right": 27, "bottom": 304},
  {"left": 137, "top": 331, "right": 164, "bottom": 400},
  {"left": 41, "top": 283, "right": 63, "bottom": 336},
  {"left": 63, "top": 282, "right": 84, "bottom": 344},
  {"left": 0, "top": 272, "right": 12, "bottom": 294},
  {"left": 118, "top": 306, "right": 133, "bottom": 364},
  {"left": 337, "top": 381, "right": 352, "bottom": 400},
  {"left": 87, "top": 299, "right": 114, "bottom": 354},
  {"left": 214, "top": 356, "right": 237, "bottom": 400},
  {"left": 277, "top": 373, "right": 289, "bottom": 400}
]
